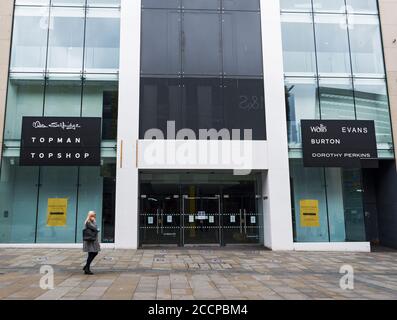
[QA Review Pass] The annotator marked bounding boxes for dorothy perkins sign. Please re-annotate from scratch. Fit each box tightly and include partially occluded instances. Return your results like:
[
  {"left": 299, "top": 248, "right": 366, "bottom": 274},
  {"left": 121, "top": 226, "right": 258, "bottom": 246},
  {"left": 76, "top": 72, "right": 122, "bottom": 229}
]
[
  {"left": 20, "top": 117, "right": 101, "bottom": 166},
  {"left": 301, "top": 120, "right": 378, "bottom": 168}
]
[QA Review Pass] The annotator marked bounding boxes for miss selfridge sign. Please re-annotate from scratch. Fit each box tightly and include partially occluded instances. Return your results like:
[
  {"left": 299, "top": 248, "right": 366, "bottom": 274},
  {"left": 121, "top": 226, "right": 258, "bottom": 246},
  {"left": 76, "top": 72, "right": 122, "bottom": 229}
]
[
  {"left": 301, "top": 120, "right": 378, "bottom": 168},
  {"left": 20, "top": 117, "right": 101, "bottom": 166}
]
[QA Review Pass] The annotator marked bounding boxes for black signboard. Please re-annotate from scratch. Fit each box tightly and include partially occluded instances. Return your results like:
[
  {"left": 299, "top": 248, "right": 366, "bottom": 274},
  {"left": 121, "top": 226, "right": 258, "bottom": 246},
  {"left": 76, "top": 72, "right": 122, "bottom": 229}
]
[
  {"left": 301, "top": 120, "right": 378, "bottom": 168},
  {"left": 20, "top": 117, "right": 102, "bottom": 166}
]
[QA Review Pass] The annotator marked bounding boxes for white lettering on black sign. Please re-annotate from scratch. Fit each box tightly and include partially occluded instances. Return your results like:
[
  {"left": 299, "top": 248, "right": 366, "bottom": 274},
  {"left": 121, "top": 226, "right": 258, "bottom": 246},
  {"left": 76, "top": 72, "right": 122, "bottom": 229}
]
[
  {"left": 301, "top": 120, "right": 378, "bottom": 168},
  {"left": 20, "top": 117, "right": 101, "bottom": 166}
]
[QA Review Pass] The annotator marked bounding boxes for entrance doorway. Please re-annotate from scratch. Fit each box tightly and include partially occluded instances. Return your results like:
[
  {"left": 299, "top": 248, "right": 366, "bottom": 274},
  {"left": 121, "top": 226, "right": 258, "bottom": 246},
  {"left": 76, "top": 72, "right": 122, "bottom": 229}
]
[{"left": 139, "top": 171, "right": 263, "bottom": 247}]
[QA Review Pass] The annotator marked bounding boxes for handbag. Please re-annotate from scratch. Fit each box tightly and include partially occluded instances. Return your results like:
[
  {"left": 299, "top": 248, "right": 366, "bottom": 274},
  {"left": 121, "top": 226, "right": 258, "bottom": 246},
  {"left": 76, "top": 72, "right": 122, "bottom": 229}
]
[{"left": 83, "top": 227, "right": 97, "bottom": 241}]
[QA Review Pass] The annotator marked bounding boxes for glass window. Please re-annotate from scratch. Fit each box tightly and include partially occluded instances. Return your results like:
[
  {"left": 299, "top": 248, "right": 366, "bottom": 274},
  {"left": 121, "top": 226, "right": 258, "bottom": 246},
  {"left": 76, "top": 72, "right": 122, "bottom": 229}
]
[
  {"left": 43, "top": 77, "right": 82, "bottom": 116},
  {"left": 141, "top": 9, "right": 181, "bottom": 75},
  {"left": 319, "top": 78, "right": 355, "bottom": 120},
  {"left": 290, "top": 159, "right": 329, "bottom": 242},
  {"left": 223, "top": 78, "right": 266, "bottom": 140},
  {"left": 222, "top": 0, "right": 260, "bottom": 11},
  {"left": 15, "top": 0, "right": 50, "bottom": 5},
  {"left": 313, "top": 0, "right": 346, "bottom": 13},
  {"left": 47, "top": 7, "right": 85, "bottom": 73},
  {"left": 182, "top": 0, "right": 220, "bottom": 10},
  {"left": 314, "top": 14, "right": 351, "bottom": 77},
  {"left": 290, "top": 160, "right": 366, "bottom": 243},
  {"left": 4, "top": 76, "right": 45, "bottom": 140},
  {"left": 76, "top": 167, "right": 103, "bottom": 243},
  {"left": 142, "top": 0, "right": 180, "bottom": 8},
  {"left": 342, "top": 169, "right": 366, "bottom": 241},
  {"left": 181, "top": 78, "right": 223, "bottom": 135},
  {"left": 139, "top": 77, "right": 182, "bottom": 139},
  {"left": 85, "top": 8, "right": 120, "bottom": 72},
  {"left": 52, "top": 0, "right": 85, "bottom": 6},
  {"left": 280, "top": 0, "right": 312, "bottom": 12},
  {"left": 0, "top": 162, "right": 39, "bottom": 243},
  {"left": 222, "top": 11, "right": 263, "bottom": 76},
  {"left": 285, "top": 78, "right": 319, "bottom": 147},
  {"left": 349, "top": 15, "right": 385, "bottom": 77},
  {"left": 10, "top": 7, "right": 49, "bottom": 73},
  {"left": 182, "top": 11, "right": 221, "bottom": 76},
  {"left": 281, "top": 13, "right": 316, "bottom": 76},
  {"left": 36, "top": 167, "right": 79, "bottom": 243},
  {"left": 346, "top": 0, "right": 378, "bottom": 14},
  {"left": 87, "top": 0, "right": 120, "bottom": 7},
  {"left": 354, "top": 79, "right": 392, "bottom": 147}
]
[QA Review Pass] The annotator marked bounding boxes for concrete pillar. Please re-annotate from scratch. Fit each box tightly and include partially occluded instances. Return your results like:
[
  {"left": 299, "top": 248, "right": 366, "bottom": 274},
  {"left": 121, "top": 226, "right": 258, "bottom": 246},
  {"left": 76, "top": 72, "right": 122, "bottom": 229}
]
[
  {"left": 379, "top": 0, "right": 397, "bottom": 166},
  {"left": 0, "top": 0, "right": 14, "bottom": 167}
]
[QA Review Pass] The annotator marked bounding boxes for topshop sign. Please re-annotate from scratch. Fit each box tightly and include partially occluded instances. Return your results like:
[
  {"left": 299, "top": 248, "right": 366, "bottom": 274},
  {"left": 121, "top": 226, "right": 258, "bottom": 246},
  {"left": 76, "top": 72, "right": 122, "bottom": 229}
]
[
  {"left": 20, "top": 117, "right": 101, "bottom": 166},
  {"left": 301, "top": 120, "right": 378, "bottom": 168}
]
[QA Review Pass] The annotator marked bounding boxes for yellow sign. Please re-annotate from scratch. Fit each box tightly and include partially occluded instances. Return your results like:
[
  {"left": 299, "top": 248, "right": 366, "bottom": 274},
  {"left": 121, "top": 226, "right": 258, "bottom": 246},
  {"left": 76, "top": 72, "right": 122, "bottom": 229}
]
[
  {"left": 47, "top": 198, "right": 68, "bottom": 227},
  {"left": 300, "top": 200, "right": 320, "bottom": 227}
]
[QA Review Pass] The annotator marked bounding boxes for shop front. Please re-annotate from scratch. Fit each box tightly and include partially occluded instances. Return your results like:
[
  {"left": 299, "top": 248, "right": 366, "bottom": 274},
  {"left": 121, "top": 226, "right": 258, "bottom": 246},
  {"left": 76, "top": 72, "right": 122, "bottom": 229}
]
[{"left": 139, "top": 171, "right": 264, "bottom": 247}]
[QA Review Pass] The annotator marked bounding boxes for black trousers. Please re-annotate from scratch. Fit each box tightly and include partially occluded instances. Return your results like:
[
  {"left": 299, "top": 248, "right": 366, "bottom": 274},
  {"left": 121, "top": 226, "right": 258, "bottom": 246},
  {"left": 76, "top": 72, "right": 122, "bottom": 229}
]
[{"left": 85, "top": 252, "right": 98, "bottom": 269}]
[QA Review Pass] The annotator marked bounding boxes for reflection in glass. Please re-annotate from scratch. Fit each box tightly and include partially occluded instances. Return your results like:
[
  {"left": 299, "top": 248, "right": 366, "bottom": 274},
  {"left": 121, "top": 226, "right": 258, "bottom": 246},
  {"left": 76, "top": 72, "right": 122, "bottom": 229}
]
[
  {"left": 36, "top": 167, "right": 79, "bottom": 243},
  {"left": 285, "top": 78, "right": 319, "bottom": 147},
  {"left": 354, "top": 79, "right": 392, "bottom": 147},
  {"left": 4, "top": 77, "right": 45, "bottom": 140},
  {"left": 44, "top": 78, "right": 82, "bottom": 116},
  {"left": 319, "top": 78, "right": 355, "bottom": 120},
  {"left": 222, "top": 11, "right": 263, "bottom": 76},
  {"left": 11, "top": 7, "right": 49, "bottom": 72},
  {"left": 346, "top": 0, "right": 378, "bottom": 14},
  {"left": 85, "top": 9, "right": 120, "bottom": 72},
  {"left": 281, "top": 14, "right": 316, "bottom": 76},
  {"left": 315, "top": 14, "right": 351, "bottom": 76},
  {"left": 313, "top": 0, "right": 346, "bottom": 12},
  {"left": 141, "top": 9, "right": 181, "bottom": 75},
  {"left": 0, "top": 161, "right": 39, "bottom": 243},
  {"left": 349, "top": 15, "right": 385, "bottom": 77},
  {"left": 47, "top": 7, "right": 85, "bottom": 72},
  {"left": 280, "top": 0, "right": 312, "bottom": 12},
  {"left": 183, "top": 11, "right": 221, "bottom": 76},
  {"left": 139, "top": 77, "right": 181, "bottom": 138}
]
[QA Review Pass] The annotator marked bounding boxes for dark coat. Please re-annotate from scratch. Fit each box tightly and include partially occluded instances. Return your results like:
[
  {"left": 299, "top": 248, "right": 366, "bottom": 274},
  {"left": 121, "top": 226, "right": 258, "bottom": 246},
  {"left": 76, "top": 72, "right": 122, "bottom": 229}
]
[{"left": 83, "top": 221, "right": 100, "bottom": 253}]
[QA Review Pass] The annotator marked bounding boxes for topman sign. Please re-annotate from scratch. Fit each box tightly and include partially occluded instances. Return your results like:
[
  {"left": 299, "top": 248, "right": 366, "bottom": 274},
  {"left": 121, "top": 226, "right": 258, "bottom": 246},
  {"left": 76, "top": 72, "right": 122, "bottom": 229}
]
[
  {"left": 20, "top": 117, "right": 102, "bottom": 166},
  {"left": 301, "top": 120, "right": 378, "bottom": 168}
]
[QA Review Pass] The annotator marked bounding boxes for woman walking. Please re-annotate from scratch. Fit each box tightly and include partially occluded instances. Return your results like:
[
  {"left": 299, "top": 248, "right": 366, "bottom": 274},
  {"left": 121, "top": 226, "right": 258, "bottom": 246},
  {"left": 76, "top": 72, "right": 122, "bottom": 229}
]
[{"left": 83, "top": 211, "right": 100, "bottom": 275}]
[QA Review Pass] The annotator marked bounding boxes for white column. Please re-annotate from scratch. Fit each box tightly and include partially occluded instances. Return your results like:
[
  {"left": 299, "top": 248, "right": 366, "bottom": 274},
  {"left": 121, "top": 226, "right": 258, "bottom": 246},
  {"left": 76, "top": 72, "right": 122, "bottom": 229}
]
[
  {"left": 114, "top": 0, "right": 141, "bottom": 249},
  {"left": 260, "top": 0, "right": 294, "bottom": 250}
]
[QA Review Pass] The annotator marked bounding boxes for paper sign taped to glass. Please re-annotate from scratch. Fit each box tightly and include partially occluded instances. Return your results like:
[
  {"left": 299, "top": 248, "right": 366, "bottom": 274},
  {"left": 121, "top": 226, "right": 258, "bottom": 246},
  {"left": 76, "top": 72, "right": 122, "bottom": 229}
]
[
  {"left": 47, "top": 198, "right": 68, "bottom": 227},
  {"left": 300, "top": 200, "right": 320, "bottom": 227}
]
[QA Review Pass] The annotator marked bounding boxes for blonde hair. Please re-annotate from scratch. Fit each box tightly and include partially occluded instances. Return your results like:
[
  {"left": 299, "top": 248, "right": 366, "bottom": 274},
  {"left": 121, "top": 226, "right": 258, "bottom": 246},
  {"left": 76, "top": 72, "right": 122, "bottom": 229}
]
[{"left": 85, "top": 211, "right": 96, "bottom": 224}]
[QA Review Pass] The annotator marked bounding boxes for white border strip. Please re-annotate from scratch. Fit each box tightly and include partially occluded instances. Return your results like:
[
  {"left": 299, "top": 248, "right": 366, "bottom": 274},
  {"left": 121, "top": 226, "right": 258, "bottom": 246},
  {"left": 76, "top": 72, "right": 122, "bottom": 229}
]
[
  {"left": 0, "top": 243, "right": 116, "bottom": 249},
  {"left": 293, "top": 242, "right": 371, "bottom": 252}
]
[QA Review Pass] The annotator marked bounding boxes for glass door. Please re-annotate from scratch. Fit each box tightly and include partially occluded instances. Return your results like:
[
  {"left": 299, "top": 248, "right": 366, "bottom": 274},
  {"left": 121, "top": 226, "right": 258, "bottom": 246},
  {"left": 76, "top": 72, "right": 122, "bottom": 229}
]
[
  {"left": 182, "top": 195, "right": 221, "bottom": 245},
  {"left": 222, "top": 186, "right": 261, "bottom": 245},
  {"left": 139, "top": 193, "right": 181, "bottom": 246}
]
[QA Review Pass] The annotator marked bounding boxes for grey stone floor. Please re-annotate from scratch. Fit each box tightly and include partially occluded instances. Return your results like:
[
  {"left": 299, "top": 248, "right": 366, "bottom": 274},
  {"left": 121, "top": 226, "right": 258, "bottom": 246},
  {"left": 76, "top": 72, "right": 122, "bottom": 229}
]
[{"left": 0, "top": 248, "right": 396, "bottom": 300}]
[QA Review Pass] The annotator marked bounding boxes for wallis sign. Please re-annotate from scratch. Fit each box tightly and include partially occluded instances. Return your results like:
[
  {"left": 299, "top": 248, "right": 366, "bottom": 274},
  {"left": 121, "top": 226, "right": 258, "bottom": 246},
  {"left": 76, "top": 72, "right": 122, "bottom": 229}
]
[
  {"left": 301, "top": 120, "right": 378, "bottom": 168},
  {"left": 20, "top": 117, "right": 102, "bottom": 166}
]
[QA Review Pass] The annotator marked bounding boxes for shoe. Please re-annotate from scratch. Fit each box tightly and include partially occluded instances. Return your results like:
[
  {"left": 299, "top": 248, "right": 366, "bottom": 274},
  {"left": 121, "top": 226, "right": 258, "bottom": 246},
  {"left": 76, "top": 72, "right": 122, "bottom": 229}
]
[
  {"left": 84, "top": 269, "right": 94, "bottom": 275},
  {"left": 83, "top": 265, "right": 87, "bottom": 271}
]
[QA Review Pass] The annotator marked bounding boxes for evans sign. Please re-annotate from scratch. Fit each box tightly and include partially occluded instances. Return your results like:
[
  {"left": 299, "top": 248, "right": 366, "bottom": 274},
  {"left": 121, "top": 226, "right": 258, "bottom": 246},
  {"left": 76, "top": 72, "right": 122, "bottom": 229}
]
[
  {"left": 20, "top": 117, "right": 101, "bottom": 166},
  {"left": 301, "top": 120, "right": 378, "bottom": 168}
]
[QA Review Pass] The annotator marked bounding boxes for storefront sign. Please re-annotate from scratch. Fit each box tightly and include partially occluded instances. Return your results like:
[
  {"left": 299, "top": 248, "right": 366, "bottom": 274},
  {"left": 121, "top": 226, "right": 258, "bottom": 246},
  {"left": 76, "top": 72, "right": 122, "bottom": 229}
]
[
  {"left": 300, "top": 200, "right": 319, "bottom": 227},
  {"left": 47, "top": 198, "right": 68, "bottom": 227},
  {"left": 20, "top": 117, "right": 101, "bottom": 166},
  {"left": 301, "top": 120, "right": 378, "bottom": 168}
]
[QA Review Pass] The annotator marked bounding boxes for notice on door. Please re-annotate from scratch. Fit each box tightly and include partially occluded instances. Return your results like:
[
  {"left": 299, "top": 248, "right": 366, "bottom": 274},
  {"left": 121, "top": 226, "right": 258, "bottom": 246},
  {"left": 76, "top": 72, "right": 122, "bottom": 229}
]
[
  {"left": 300, "top": 200, "right": 320, "bottom": 227},
  {"left": 47, "top": 198, "right": 68, "bottom": 227}
]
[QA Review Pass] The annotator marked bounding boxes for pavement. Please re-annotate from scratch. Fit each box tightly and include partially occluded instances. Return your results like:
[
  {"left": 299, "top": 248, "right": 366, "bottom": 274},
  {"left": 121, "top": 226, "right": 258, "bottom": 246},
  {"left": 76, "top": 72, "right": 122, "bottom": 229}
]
[{"left": 0, "top": 247, "right": 396, "bottom": 300}]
